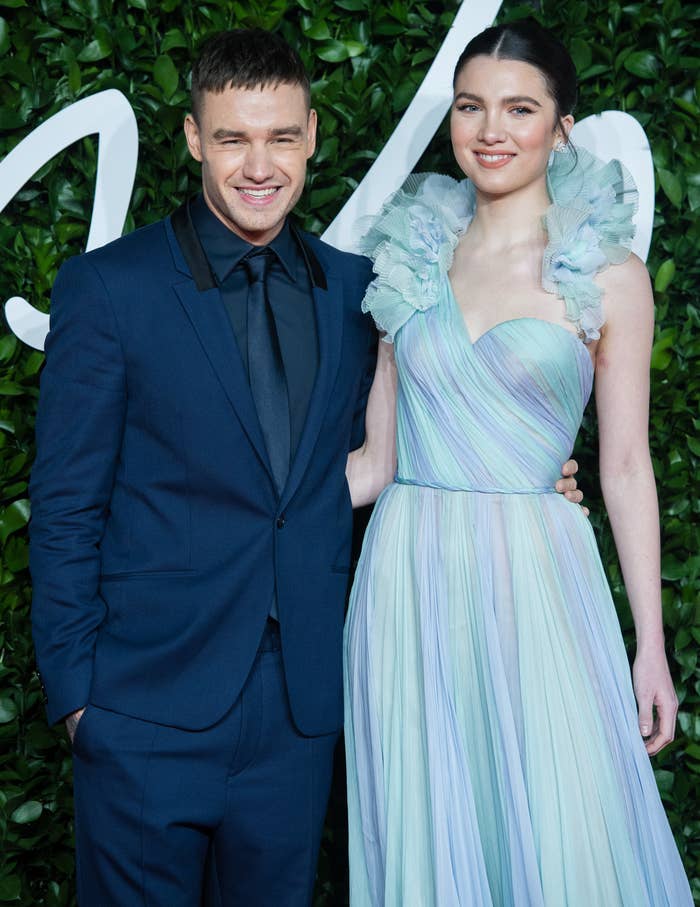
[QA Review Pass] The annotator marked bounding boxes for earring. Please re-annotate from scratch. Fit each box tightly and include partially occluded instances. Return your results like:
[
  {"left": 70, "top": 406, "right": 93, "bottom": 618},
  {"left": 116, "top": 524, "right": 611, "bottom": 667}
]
[{"left": 554, "top": 140, "right": 567, "bottom": 153}]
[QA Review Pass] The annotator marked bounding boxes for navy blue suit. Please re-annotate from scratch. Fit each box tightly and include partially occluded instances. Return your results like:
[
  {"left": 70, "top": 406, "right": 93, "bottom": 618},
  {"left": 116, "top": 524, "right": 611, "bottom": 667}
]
[{"left": 30, "top": 206, "right": 376, "bottom": 904}]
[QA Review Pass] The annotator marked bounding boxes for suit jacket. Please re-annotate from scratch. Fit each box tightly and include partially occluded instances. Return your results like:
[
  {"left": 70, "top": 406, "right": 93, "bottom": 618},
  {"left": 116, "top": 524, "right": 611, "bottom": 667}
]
[{"left": 29, "top": 207, "right": 376, "bottom": 736}]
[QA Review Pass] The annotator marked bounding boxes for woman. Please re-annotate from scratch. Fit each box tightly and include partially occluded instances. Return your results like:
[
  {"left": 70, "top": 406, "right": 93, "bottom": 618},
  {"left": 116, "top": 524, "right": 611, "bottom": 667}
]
[{"left": 344, "top": 19, "right": 692, "bottom": 906}]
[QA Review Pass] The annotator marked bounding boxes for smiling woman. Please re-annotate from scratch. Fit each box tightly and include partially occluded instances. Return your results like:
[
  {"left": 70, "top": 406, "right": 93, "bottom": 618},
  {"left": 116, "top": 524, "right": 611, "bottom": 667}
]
[
  {"left": 343, "top": 17, "right": 694, "bottom": 906},
  {"left": 183, "top": 29, "right": 317, "bottom": 246}
]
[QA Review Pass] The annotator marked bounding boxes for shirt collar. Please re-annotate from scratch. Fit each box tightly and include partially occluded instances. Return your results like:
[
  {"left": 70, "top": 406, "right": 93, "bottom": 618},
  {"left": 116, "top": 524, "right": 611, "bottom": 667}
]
[{"left": 190, "top": 194, "right": 298, "bottom": 284}]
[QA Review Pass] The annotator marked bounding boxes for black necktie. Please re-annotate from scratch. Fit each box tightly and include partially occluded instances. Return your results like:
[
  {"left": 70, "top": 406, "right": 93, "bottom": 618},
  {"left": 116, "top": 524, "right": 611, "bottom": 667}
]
[{"left": 243, "top": 249, "right": 290, "bottom": 495}]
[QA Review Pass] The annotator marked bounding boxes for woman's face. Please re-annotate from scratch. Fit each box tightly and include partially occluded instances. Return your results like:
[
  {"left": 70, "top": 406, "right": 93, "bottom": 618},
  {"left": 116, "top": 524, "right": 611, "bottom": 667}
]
[{"left": 450, "top": 55, "right": 572, "bottom": 197}]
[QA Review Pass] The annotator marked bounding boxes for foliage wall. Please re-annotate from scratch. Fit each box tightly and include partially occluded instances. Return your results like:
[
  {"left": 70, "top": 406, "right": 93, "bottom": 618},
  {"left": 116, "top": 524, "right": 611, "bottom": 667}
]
[{"left": 0, "top": 0, "right": 698, "bottom": 903}]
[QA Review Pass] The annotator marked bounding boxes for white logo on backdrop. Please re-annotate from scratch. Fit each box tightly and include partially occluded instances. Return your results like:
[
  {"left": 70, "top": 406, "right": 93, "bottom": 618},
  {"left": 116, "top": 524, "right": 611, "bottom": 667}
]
[
  {"left": 0, "top": 0, "right": 653, "bottom": 350},
  {"left": 1, "top": 90, "right": 138, "bottom": 350}
]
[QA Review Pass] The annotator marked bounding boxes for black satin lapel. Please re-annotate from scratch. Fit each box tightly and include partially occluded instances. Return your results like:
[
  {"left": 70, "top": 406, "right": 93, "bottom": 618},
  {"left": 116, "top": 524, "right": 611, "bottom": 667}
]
[
  {"left": 290, "top": 222, "right": 327, "bottom": 290},
  {"left": 173, "top": 279, "right": 272, "bottom": 481},
  {"left": 281, "top": 276, "right": 343, "bottom": 509},
  {"left": 170, "top": 201, "right": 217, "bottom": 291}
]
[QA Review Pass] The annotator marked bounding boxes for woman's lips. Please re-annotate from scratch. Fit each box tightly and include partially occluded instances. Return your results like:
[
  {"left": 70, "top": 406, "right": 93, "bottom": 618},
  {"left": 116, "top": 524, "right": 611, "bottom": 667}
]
[{"left": 473, "top": 152, "right": 515, "bottom": 169}]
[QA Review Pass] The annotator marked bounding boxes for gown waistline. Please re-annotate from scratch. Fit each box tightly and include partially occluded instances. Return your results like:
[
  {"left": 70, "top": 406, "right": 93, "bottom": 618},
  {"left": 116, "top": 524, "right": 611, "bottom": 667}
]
[{"left": 394, "top": 476, "right": 556, "bottom": 495}]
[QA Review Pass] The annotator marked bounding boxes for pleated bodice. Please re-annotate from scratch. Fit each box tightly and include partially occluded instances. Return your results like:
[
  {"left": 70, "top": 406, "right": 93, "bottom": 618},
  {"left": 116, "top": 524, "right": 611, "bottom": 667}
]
[{"left": 394, "top": 280, "right": 593, "bottom": 495}]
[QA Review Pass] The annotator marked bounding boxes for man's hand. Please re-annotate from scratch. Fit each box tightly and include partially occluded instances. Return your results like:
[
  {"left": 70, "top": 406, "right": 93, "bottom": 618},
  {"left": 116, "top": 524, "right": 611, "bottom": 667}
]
[
  {"left": 555, "top": 459, "right": 589, "bottom": 516},
  {"left": 65, "top": 707, "right": 86, "bottom": 743}
]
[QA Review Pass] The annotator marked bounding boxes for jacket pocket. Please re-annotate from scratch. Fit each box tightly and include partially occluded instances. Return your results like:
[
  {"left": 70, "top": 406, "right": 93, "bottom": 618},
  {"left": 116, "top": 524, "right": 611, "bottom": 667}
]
[{"left": 100, "top": 569, "right": 196, "bottom": 582}]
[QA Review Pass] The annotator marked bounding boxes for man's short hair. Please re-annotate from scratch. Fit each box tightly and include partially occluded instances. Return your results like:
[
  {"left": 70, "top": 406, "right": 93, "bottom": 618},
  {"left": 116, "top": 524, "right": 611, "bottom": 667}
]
[{"left": 191, "top": 29, "right": 311, "bottom": 122}]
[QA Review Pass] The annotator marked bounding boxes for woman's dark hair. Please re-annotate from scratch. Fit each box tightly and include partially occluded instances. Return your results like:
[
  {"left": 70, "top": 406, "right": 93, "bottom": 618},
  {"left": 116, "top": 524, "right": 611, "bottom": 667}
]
[
  {"left": 453, "top": 19, "right": 578, "bottom": 134},
  {"left": 191, "top": 29, "right": 311, "bottom": 123}
]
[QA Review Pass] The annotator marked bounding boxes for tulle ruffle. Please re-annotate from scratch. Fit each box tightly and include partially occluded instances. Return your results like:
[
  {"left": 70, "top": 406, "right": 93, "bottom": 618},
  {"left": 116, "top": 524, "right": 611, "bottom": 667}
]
[
  {"left": 357, "top": 147, "right": 638, "bottom": 344},
  {"left": 543, "top": 147, "right": 639, "bottom": 341}
]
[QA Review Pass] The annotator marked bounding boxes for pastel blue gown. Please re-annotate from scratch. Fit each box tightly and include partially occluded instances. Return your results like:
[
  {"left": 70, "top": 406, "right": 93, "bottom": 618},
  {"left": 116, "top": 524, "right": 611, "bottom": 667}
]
[{"left": 343, "top": 153, "right": 693, "bottom": 906}]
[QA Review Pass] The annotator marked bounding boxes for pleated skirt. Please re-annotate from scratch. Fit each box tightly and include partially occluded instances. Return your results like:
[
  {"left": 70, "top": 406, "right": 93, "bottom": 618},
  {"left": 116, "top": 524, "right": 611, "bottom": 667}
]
[{"left": 344, "top": 483, "right": 692, "bottom": 906}]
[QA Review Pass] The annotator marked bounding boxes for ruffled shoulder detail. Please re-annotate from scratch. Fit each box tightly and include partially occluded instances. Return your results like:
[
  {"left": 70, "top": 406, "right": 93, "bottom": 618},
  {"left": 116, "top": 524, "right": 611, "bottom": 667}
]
[
  {"left": 543, "top": 146, "right": 638, "bottom": 341},
  {"left": 357, "top": 173, "right": 474, "bottom": 342}
]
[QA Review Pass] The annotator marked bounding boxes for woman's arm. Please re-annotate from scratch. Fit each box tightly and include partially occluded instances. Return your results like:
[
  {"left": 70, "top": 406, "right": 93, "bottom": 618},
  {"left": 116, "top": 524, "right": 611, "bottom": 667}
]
[
  {"left": 346, "top": 338, "right": 398, "bottom": 508},
  {"left": 595, "top": 254, "right": 678, "bottom": 756}
]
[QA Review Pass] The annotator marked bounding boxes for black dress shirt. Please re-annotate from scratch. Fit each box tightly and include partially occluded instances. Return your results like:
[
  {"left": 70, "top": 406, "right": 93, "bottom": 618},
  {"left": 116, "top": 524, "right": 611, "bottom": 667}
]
[{"left": 190, "top": 195, "right": 319, "bottom": 459}]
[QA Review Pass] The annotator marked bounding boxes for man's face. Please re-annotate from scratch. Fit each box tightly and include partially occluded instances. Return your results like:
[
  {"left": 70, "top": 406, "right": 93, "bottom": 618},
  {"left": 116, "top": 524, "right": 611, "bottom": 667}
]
[{"left": 184, "top": 82, "right": 317, "bottom": 245}]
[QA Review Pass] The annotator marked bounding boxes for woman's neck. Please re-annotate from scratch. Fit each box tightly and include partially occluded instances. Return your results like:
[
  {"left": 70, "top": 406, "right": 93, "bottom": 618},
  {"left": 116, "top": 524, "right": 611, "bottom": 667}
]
[{"left": 467, "top": 179, "right": 551, "bottom": 254}]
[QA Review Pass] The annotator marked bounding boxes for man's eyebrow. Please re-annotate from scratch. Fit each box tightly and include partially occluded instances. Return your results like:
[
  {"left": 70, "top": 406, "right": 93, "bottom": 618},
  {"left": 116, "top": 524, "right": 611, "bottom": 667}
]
[
  {"left": 269, "top": 125, "right": 303, "bottom": 137},
  {"left": 211, "top": 126, "right": 304, "bottom": 140},
  {"left": 212, "top": 128, "right": 246, "bottom": 139},
  {"left": 454, "top": 92, "right": 543, "bottom": 108}
]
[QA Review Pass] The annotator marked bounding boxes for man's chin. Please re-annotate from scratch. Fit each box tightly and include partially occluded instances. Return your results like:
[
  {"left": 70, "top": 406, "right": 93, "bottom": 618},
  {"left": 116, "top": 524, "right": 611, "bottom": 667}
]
[{"left": 229, "top": 207, "right": 289, "bottom": 244}]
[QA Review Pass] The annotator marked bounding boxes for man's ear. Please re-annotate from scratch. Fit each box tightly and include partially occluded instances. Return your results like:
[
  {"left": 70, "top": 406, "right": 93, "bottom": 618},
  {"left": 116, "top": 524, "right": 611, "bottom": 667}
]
[
  {"left": 184, "top": 114, "right": 203, "bottom": 163},
  {"left": 306, "top": 108, "right": 318, "bottom": 159}
]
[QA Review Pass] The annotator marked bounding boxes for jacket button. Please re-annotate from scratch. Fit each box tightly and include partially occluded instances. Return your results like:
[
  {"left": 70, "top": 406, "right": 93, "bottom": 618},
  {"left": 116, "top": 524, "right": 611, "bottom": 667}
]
[{"left": 276, "top": 516, "right": 286, "bottom": 529}]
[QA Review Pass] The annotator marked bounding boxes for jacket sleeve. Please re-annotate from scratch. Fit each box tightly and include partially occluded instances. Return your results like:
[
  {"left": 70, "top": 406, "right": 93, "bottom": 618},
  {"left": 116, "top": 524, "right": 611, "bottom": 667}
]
[{"left": 30, "top": 254, "right": 127, "bottom": 725}]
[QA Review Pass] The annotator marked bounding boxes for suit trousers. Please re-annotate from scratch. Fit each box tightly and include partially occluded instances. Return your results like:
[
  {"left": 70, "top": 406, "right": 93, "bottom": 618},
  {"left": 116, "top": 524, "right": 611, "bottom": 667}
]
[{"left": 72, "top": 620, "right": 339, "bottom": 906}]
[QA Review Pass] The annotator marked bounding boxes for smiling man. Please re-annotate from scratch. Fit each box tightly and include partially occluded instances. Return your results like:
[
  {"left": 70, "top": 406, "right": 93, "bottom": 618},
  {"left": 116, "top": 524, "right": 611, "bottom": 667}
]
[{"left": 29, "top": 29, "right": 377, "bottom": 906}]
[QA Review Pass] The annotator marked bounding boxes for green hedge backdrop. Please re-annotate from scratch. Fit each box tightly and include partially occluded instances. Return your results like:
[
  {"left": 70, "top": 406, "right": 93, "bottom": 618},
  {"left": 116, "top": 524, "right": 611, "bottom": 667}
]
[{"left": 0, "top": 0, "right": 698, "bottom": 903}]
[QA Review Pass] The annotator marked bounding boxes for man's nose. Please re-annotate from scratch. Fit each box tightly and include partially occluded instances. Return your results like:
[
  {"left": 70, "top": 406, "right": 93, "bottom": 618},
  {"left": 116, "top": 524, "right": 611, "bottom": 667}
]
[{"left": 242, "top": 143, "right": 275, "bottom": 182}]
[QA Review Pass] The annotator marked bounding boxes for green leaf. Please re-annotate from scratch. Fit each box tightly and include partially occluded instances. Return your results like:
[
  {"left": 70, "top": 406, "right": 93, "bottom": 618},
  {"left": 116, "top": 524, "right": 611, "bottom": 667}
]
[
  {"left": 687, "top": 435, "right": 700, "bottom": 458},
  {"left": 77, "top": 36, "right": 113, "bottom": 63},
  {"left": 343, "top": 40, "right": 366, "bottom": 58},
  {"left": 0, "top": 333, "right": 17, "bottom": 361},
  {"left": 0, "top": 17, "right": 9, "bottom": 56},
  {"left": 0, "top": 696, "right": 17, "bottom": 723},
  {"left": 0, "top": 109, "right": 24, "bottom": 130},
  {"left": 569, "top": 37, "right": 592, "bottom": 72},
  {"left": 654, "top": 769, "right": 675, "bottom": 795},
  {"left": 153, "top": 54, "right": 179, "bottom": 98},
  {"left": 0, "top": 876, "right": 21, "bottom": 901},
  {"left": 0, "top": 500, "right": 30, "bottom": 543},
  {"left": 661, "top": 556, "right": 687, "bottom": 581},
  {"left": 302, "top": 19, "right": 331, "bottom": 40},
  {"left": 68, "top": 58, "right": 81, "bottom": 93},
  {"left": 654, "top": 259, "right": 675, "bottom": 293},
  {"left": 161, "top": 28, "right": 188, "bottom": 53},
  {"left": 624, "top": 51, "right": 659, "bottom": 79},
  {"left": 0, "top": 381, "right": 24, "bottom": 395},
  {"left": 316, "top": 41, "right": 350, "bottom": 63},
  {"left": 10, "top": 801, "right": 42, "bottom": 824},
  {"left": 657, "top": 169, "right": 683, "bottom": 208}
]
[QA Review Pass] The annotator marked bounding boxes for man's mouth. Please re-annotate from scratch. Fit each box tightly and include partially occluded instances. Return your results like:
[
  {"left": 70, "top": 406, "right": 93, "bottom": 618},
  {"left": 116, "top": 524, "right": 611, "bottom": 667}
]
[{"left": 238, "top": 187, "right": 280, "bottom": 199}]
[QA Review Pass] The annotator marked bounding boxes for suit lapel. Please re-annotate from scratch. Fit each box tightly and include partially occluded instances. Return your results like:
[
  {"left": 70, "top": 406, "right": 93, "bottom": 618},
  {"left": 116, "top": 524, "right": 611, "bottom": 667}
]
[{"left": 167, "top": 205, "right": 274, "bottom": 482}]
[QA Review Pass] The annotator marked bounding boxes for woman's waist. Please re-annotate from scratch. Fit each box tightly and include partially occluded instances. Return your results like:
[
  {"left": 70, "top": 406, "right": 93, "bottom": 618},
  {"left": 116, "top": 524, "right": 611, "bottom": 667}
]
[{"left": 394, "top": 473, "right": 558, "bottom": 495}]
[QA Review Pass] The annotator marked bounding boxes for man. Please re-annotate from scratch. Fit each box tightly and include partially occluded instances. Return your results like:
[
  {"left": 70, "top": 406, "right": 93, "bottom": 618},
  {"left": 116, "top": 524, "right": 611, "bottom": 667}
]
[{"left": 30, "top": 27, "right": 581, "bottom": 906}]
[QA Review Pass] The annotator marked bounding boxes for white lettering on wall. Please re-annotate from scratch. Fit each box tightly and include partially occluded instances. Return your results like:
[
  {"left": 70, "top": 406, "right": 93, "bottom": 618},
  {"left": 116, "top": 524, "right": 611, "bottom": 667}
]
[{"left": 1, "top": 89, "right": 138, "bottom": 350}]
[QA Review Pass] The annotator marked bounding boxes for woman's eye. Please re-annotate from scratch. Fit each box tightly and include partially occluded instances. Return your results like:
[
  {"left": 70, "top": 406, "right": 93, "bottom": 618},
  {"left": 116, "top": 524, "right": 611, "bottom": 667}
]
[
  {"left": 456, "top": 104, "right": 480, "bottom": 113},
  {"left": 511, "top": 107, "right": 533, "bottom": 116}
]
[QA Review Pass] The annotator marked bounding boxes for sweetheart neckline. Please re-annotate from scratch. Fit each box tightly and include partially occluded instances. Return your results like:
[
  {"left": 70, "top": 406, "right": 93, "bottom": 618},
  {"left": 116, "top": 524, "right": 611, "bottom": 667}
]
[{"left": 445, "top": 280, "right": 595, "bottom": 373}]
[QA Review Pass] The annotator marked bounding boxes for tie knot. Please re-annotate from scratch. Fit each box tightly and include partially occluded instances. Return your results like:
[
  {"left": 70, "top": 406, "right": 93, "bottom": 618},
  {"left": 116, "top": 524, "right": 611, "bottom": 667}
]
[{"left": 243, "top": 248, "right": 273, "bottom": 284}]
